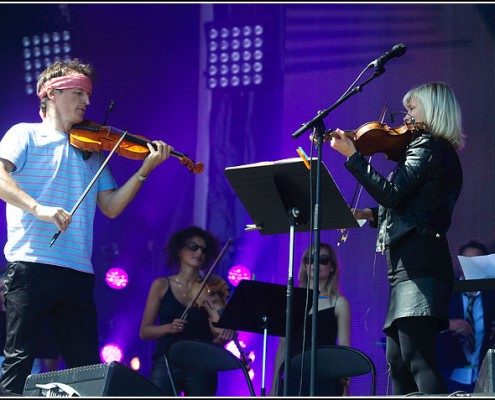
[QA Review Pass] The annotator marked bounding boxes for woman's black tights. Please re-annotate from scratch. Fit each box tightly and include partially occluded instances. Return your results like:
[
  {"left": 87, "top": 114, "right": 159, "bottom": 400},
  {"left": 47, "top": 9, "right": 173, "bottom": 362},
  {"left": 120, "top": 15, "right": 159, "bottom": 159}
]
[{"left": 386, "top": 317, "right": 447, "bottom": 395}]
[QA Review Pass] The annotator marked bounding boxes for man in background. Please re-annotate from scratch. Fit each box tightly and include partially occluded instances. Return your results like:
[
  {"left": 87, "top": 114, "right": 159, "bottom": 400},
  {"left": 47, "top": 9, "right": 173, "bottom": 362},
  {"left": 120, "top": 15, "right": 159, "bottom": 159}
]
[{"left": 436, "top": 240, "right": 495, "bottom": 394}]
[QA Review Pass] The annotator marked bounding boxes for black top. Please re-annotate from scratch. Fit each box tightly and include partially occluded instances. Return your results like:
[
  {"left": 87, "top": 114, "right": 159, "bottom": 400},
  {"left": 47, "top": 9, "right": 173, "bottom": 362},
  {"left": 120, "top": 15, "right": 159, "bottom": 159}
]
[
  {"left": 290, "top": 305, "right": 338, "bottom": 356},
  {"left": 152, "top": 278, "right": 213, "bottom": 360},
  {"left": 283, "top": 304, "right": 343, "bottom": 396}
]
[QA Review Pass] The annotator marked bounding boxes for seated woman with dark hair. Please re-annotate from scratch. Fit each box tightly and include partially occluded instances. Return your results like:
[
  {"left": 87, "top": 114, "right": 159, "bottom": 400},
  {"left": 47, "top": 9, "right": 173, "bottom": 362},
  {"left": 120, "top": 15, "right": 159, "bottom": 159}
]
[{"left": 139, "top": 226, "right": 235, "bottom": 396}]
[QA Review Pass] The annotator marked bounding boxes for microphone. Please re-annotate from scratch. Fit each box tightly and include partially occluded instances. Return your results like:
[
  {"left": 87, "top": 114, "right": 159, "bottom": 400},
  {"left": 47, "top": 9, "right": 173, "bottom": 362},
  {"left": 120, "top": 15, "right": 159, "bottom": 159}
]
[
  {"left": 102, "top": 99, "right": 115, "bottom": 126},
  {"left": 83, "top": 99, "right": 116, "bottom": 161},
  {"left": 108, "top": 99, "right": 115, "bottom": 113},
  {"left": 367, "top": 43, "right": 407, "bottom": 69}
]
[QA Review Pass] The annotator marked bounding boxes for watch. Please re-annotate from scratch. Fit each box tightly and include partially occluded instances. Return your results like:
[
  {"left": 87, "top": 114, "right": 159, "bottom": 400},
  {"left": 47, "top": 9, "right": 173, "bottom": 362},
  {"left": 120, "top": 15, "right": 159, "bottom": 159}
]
[{"left": 136, "top": 172, "right": 148, "bottom": 182}]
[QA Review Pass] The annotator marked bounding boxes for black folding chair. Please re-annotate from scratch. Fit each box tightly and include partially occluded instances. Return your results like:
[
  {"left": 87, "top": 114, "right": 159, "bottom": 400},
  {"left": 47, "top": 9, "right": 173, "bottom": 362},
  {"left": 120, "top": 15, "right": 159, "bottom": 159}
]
[
  {"left": 165, "top": 339, "right": 256, "bottom": 396},
  {"left": 276, "top": 344, "right": 376, "bottom": 396}
]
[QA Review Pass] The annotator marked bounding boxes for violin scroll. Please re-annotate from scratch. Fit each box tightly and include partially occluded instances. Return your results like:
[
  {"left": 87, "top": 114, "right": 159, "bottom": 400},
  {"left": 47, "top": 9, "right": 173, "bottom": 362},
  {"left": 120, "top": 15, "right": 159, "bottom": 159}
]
[{"left": 176, "top": 153, "right": 205, "bottom": 175}]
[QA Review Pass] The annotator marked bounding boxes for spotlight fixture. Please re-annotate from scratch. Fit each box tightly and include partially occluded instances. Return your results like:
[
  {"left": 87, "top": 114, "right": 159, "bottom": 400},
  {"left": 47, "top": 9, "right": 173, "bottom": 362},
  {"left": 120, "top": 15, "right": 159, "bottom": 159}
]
[
  {"left": 100, "top": 343, "right": 124, "bottom": 363},
  {"left": 21, "top": 30, "right": 72, "bottom": 96},
  {"left": 227, "top": 265, "right": 252, "bottom": 287},
  {"left": 205, "top": 21, "right": 264, "bottom": 90},
  {"left": 105, "top": 267, "right": 129, "bottom": 290},
  {"left": 130, "top": 356, "right": 141, "bottom": 371}
]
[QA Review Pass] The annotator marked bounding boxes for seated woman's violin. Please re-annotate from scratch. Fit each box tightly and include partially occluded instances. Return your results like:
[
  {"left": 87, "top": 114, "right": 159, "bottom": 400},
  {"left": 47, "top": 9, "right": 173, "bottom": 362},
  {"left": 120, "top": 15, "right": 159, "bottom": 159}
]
[
  {"left": 178, "top": 239, "right": 252, "bottom": 371},
  {"left": 190, "top": 275, "right": 230, "bottom": 339},
  {"left": 189, "top": 275, "right": 253, "bottom": 371},
  {"left": 324, "top": 121, "right": 427, "bottom": 162}
]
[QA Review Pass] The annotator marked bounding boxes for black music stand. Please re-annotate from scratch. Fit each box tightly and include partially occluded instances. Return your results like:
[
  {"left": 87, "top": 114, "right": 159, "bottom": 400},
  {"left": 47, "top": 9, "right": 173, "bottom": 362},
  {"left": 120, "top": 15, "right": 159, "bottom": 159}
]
[
  {"left": 453, "top": 255, "right": 495, "bottom": 292},
  {"left": 224, "top": 157, "right": 360, "bottom": 235},
  {"left": 224, "top": 157, "right": 359, "bottom": 396},
  {"left": 454, "top": 278, "right": 495, "bottom": 293},
  {"left": 214, "top": 279, "right": 313, "bottom": 396}
]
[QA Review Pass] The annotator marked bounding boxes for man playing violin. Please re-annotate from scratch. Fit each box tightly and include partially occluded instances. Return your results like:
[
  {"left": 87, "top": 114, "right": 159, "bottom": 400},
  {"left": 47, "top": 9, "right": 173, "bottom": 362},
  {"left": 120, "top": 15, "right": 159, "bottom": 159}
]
[
  {"left": 0, "top": 58, "right": 172, "bottom": 395},
  {"left": 329, "top": 82, "right": 464, "bottom": 395},
  {"left": 140, "top": 226, "right": 235, "bottom": 396}
]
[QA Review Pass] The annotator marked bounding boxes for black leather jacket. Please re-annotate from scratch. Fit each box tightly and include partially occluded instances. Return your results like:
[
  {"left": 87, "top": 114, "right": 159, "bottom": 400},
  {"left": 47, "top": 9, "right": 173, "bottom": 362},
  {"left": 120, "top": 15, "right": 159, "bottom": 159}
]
[{"left": 344, "top": 132, "right": 463, "bottom": 251}]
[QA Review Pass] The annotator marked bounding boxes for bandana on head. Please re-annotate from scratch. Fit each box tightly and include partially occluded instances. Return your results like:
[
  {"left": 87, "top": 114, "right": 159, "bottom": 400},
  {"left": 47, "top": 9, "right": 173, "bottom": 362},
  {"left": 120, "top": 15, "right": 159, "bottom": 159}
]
[{"left": 37, "top": 72, "right": 92, "bottom": 100}]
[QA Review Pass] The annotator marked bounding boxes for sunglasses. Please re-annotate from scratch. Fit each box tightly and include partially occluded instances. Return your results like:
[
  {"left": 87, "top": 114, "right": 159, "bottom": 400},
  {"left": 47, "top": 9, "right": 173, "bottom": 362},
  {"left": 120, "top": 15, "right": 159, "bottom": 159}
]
[
  {"left": 184, "top": 241, "right": 207, "bottom": 253},
  {"left": 304, "top": 254, "right": 331, "bottom": 266}
]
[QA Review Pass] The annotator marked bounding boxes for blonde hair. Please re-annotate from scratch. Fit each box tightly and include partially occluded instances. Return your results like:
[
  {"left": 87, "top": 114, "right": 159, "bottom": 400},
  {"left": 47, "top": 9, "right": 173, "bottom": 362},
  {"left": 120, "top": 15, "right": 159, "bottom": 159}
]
[
  {"left": 402, "top": 82, "right": 465, "bottom": 149},
  {"left": 298, "top": 242, "right": 340, "bottom": 297}
]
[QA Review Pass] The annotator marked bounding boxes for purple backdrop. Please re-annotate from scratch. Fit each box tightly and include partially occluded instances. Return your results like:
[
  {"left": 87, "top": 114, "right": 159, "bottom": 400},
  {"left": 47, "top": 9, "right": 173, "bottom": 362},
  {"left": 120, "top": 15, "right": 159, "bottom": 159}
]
[{"left": 0, "top": 3, "right": 494, "bottom": 396}]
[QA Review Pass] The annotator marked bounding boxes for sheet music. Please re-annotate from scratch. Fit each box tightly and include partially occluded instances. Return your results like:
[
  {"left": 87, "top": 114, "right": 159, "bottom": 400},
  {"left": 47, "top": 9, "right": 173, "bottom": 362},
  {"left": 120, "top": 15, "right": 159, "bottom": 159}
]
[
  {"left": 458, "top": 254, "right": 495, "bottom": 280},
  {"left": 226, "top": 157, "right": 303, "bottom": 169}
]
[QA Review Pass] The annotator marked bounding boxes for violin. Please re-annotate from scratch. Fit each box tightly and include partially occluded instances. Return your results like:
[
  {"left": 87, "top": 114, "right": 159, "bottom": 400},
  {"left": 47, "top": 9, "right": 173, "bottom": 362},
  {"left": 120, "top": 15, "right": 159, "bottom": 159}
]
[
  {"left": 323, "top": 120, "right": 427, "bottom": 162},
  {"left": 69, "top": 120, "right": 204, "bottom": 174},
  {"left": 190, "top": 275, "right": 229, "bottom": 338},
  {"left": 190, "top": 275, "right": 253, "bottom": 371}
]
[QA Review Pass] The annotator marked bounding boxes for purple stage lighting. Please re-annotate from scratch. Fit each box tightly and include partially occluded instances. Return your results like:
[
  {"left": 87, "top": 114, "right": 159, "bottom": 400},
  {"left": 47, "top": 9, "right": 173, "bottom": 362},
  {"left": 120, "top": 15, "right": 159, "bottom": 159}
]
[
  {"left": 21, "top": 30, "right": 72, "bottom": 96},
  {"left": 205, "top": 21, "right": 264, "bottom": 90},
  {"left": 105, "top": 267, "right": 129, "bottom": 290},
  {"left": 227, "top": 265, "right": 251, "bottom": 287},
  {"left": 100, "top": 343, "right": 123, "bottom": 363}
]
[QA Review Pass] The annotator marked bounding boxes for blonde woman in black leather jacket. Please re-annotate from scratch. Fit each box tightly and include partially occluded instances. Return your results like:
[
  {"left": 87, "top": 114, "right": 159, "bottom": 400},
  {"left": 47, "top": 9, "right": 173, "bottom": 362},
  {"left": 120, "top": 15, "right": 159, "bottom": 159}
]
[{"left": 329, "top": 82, "right": 464, "bottom": 396}]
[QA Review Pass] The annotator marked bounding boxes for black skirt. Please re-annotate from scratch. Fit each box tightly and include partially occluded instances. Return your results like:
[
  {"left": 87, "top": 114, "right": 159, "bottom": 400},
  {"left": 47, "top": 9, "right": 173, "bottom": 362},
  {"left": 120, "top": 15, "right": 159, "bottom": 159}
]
[
  {"left": 383, "top": 229, "right": 454, "bottom": 332},
  {"left": 384, "top": 276, "right": 451, "bottom": 332}
]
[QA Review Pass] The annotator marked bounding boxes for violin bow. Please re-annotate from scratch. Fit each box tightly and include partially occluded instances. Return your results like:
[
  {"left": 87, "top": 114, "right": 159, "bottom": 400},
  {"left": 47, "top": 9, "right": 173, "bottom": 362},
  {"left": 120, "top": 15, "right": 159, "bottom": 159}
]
[
  {"left": 337, "top": 104, "right": 386, "bottom": 246},
  {"left": 49, "top": 130, "right": 129, "bottom": 247}
]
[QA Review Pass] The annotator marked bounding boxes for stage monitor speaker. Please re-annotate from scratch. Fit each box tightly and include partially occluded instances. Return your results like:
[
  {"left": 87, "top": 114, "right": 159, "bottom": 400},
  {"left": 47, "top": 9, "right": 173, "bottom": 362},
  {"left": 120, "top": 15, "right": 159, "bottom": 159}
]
[
  {"left": 23, "top": 361, "right": 164, "bottom": 397},
  {"left": 474, "top": 348, "right": 495, "bottom": 395}
]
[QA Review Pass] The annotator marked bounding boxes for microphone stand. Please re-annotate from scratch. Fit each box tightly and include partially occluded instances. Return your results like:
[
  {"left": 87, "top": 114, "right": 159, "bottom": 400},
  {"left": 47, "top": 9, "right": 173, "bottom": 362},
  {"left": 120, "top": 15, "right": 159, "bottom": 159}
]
[
  {"left": 290, "top": 66, "right": 385, "bottom": 396},
  {"left": 291, "top": 67, "right": 385, "bottom": 140}
]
